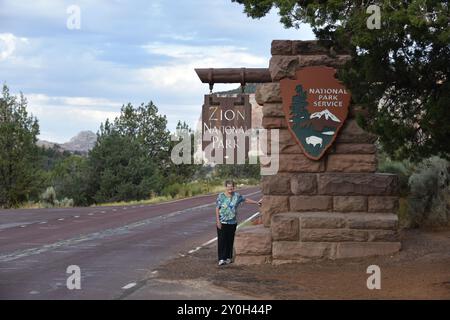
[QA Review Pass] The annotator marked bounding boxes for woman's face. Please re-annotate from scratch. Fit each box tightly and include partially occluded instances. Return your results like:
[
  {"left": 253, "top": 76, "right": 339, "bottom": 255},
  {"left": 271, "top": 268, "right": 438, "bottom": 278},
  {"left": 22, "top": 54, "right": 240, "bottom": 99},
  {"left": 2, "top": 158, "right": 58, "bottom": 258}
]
[{"left": 226, "top": 184, "right": 235, "bottom": 193}]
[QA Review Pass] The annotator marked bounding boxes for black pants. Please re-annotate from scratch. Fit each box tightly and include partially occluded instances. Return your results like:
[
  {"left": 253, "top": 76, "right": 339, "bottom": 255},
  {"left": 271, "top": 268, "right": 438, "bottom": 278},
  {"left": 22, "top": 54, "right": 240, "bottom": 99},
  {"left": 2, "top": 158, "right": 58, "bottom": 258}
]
[{"left": 217, "top": 223, "right": 237, "bottom": 261}]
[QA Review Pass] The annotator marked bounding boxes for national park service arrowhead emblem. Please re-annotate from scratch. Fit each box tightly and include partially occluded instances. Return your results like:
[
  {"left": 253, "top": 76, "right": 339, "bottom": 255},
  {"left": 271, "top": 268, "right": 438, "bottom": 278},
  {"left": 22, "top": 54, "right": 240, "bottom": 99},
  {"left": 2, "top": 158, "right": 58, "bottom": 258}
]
[{"left": 280, "top": 66, "right": 351, "bottom": 160}]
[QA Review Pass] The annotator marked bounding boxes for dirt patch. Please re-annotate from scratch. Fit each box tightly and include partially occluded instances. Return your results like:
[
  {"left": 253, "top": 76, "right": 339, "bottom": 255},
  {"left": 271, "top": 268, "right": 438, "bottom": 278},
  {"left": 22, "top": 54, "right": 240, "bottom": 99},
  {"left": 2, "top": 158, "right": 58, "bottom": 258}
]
[{"left": 154, "top": 228, "right": 450, "bottom": 299}]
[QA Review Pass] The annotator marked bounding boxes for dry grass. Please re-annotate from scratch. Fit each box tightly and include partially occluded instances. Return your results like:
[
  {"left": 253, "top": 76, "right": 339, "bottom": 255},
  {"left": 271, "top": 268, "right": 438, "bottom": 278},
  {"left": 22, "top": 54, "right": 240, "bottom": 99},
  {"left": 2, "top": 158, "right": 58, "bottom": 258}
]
[{"left": 94, "top": 184, "right": 257, "bottom": 208}]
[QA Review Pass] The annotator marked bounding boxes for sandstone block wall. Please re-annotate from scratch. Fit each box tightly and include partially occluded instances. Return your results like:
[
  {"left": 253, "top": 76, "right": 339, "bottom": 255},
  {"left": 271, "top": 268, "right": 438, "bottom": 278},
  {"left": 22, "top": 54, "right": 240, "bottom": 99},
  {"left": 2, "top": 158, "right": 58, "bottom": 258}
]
[{"left": 235, "top": 40, "right": 401, "bottom": 265}]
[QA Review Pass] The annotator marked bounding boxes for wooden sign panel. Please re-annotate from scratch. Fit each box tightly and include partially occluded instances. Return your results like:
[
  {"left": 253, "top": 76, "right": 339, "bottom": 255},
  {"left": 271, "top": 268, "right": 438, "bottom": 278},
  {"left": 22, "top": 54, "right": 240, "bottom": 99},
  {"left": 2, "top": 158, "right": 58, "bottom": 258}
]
[
  {"left": 280, "top": 66, "right": 351, "bottom": 160},
  {"left": 202, "top": 94, "right": 252, "bottom": 164}
]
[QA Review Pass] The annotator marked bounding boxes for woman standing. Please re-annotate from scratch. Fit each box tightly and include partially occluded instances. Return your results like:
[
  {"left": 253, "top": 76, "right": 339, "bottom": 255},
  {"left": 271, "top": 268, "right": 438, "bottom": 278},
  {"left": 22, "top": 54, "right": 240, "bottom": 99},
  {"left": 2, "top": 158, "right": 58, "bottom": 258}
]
[{"left": 215, "top": 180, "right": 261, "bottom": 266}]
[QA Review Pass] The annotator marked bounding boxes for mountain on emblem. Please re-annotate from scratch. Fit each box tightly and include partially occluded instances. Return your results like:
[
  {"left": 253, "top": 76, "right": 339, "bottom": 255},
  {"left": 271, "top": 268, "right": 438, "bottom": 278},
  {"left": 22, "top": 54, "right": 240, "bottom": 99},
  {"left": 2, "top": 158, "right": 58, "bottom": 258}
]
[
  {"left": 310, "top": 109, "right": 341, "bottom": 122},
  {"left": 280, "top": 66, "right": 351, "bottom": 160}
]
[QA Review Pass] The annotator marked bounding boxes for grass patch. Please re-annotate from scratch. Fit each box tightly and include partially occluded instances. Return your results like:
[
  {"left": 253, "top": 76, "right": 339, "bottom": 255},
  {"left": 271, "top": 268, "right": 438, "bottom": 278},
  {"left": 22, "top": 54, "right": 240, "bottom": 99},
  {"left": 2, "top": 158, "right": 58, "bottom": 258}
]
[
  {"left": 93, "top": 195, "right": 175, "bottom": 208},
  {"left": 14, "top": 180, "right": 260, "bottom": 210},
  {"left": 16, "top": 201, "right": 41, "bottom": 209},
  {"left": 94, "top": 183, "right": 258, "bottom": 208}
]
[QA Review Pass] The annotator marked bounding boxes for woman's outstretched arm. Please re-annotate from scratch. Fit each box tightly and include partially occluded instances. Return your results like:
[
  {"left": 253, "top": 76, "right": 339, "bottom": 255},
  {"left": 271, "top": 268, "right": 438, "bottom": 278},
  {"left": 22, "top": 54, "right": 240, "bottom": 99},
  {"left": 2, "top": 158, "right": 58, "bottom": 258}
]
[{"left": 245, "top": 198, "right": 262, "bottom": 206}]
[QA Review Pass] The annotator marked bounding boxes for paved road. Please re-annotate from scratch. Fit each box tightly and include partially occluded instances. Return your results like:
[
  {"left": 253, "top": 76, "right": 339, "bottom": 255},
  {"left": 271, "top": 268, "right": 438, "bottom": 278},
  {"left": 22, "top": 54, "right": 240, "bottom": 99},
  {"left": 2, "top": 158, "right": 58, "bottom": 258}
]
[{"left": 0, "top": 187, "right": 261, "bottom": 299}]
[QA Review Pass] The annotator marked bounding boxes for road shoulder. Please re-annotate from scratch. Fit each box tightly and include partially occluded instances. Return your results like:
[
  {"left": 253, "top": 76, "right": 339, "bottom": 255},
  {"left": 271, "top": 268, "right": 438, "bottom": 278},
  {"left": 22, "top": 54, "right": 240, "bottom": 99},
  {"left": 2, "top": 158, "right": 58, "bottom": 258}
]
[{"left": 148, "top": 228, "right": 450, "bottom": 299}]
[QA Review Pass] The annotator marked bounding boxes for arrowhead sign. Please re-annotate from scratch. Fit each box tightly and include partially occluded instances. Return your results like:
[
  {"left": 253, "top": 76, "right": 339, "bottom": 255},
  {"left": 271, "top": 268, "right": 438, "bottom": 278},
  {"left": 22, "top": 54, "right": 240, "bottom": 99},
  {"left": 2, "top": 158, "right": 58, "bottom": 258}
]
[{"left": 280, "top": 66, "right": 351, "bottom": 160}]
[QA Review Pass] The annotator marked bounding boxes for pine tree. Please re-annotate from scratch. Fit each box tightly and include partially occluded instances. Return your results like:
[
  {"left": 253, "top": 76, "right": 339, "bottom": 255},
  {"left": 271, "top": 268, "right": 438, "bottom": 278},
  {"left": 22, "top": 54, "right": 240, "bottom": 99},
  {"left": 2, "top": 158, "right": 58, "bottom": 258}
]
[
  {"left": 290, "top": 85, "right": 309, "bottom": 129},
  {"left": 166, "top": 121, "right": 200, "bottom": 184},
  {"left": 0, "top": 85, "right": 41, "bottom": 208},
  {"left": 87, "top": 101, "right": 169, "bottom": 203}
]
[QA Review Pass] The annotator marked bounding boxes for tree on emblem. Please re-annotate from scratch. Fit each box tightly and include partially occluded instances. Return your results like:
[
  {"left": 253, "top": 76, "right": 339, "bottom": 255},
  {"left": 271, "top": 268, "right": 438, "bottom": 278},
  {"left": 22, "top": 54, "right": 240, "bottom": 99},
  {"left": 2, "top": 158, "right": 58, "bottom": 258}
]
[{"left": 290, "top": 85, "right": 310, "bottom": 129}]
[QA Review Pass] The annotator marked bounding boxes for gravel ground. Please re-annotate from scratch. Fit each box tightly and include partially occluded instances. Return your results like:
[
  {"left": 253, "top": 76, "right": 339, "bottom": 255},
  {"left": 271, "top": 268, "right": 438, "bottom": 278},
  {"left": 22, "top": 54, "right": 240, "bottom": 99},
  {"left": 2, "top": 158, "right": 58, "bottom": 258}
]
[{"left": 153, "top": 228, "right": 450, "bottom": 299}]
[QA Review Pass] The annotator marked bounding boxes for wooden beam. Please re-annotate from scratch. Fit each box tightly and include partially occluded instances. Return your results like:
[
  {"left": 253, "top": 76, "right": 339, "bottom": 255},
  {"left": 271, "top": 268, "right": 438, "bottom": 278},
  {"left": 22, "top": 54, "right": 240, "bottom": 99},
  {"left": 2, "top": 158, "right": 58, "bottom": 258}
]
[{"left": 195, "top": 68, "right": 272, "bottom": 84}]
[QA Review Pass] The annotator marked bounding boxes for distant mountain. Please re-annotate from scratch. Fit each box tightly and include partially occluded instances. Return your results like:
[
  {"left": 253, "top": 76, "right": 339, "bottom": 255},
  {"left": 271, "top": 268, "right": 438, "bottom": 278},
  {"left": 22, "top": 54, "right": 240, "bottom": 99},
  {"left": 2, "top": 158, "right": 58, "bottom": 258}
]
[
  {"left": 37, "top": 131, "right": 97, "bottom": 153},
  {"left": 62, "top": 131, "right": 97, "bottom": 153},
  {"left": 310, "top": 109, "right": 341, "bottom": 122}
]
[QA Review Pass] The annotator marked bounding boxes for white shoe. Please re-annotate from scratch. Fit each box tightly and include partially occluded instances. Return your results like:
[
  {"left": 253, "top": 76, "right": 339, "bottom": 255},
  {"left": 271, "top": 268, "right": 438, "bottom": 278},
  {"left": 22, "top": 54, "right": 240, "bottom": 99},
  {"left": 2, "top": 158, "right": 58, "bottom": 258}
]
[
  {"left": 218, "top": 260, "right": 226, "bottom": 266},
  {"left": 225, "top": 258, "right": 232, "bottom": 264}
]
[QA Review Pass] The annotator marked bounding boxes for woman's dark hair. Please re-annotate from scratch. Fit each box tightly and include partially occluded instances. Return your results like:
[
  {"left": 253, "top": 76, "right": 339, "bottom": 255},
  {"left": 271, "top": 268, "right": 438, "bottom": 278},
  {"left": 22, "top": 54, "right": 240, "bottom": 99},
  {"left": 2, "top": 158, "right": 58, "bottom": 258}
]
[{"left": 224, "top": 180, "right": 235, "bottom": 187}]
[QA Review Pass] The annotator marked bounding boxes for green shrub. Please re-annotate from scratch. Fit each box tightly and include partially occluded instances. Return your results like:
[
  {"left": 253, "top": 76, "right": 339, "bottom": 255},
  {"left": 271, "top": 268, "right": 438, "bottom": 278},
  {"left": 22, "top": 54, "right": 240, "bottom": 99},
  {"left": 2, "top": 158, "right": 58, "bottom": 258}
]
[
  {"left": 407, "top": 157, "right": 450, "bottom": 228},
  {"left": 397, "top": 197, "right": 411, "bottom": 228},
  {"left": 147, "top": 176, "right": 261, "bottom": 203},
  {"left": 181, "top": 185, "right": 190, "bottom": 197},
  {"left": 163, "top": 183, "right": 182, "bottom": 199},
  {"left": 40, "top": 186, "right": 57, "bottom": 206},
  {"left": 58, "top": 197, "right": 74, "bottom": 208},
  {"left": 189, "top": 183, "right": 204, "bottom": 196},
  {"left": 39, "top": 187, "right": 74, "bottom": 208},
  {"left": 378, "top": 158, "right": 413, "bottom": 197}
]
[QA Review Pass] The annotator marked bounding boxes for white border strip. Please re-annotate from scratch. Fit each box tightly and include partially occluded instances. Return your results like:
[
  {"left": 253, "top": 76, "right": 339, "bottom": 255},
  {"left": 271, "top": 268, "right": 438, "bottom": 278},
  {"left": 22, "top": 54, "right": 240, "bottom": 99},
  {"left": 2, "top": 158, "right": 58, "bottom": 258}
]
[{"left": 188, "top": 211, "right": 261, "bottom": 255}]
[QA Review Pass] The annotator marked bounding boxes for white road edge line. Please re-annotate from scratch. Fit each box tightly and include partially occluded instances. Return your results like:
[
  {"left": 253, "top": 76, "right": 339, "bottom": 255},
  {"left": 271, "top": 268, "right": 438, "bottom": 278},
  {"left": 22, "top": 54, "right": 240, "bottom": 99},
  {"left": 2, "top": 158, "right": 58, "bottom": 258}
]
[
  {"left": 201, "top": 238, "right": 217, "bottom": 247},
  {"left": 122, "top": 282, "right": 137, "bottom": 290},
  {"left": 188, "top": 211, "right": 261, "bottom": 255}
]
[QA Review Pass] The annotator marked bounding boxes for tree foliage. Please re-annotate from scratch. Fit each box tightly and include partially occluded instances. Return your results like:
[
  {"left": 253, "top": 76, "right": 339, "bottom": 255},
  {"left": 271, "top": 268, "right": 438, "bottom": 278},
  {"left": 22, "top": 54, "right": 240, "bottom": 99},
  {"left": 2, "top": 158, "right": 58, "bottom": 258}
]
[
  {"left": 167, "top": 120, "right": 200, "bottom": 184},
  {"left": 88, "top": 102, "right": 169, "bottom": 203},
  {"left": 215, "top": 162, "right": 261, "bottom": 180},
  {"left": 113, "top": 102, "right": 171, "bottom": 163},
  {"left": 0, "top": 85, "right": 41, "bottom": 208},
  {"left": 233, "top": 0, "right": 450, "bottom": 160},
  {"left": 51, "top": 155, "right": 91, "bottom": 206}
]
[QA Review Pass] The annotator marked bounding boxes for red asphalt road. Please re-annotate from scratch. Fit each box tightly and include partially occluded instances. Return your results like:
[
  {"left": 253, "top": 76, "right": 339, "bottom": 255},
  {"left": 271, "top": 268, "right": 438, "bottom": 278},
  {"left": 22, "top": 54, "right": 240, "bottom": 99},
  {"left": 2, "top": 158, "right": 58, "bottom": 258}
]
[{"left": 0, "top": 187, "right": 261, "bottom": 299}]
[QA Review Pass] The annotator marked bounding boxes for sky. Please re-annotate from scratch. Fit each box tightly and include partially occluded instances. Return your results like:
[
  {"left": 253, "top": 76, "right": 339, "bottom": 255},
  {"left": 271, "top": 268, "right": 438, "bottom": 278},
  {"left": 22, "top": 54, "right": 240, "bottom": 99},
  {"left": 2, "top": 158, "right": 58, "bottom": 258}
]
[{"left": 0, "top": 0, "right": 314, "bottom": 143}]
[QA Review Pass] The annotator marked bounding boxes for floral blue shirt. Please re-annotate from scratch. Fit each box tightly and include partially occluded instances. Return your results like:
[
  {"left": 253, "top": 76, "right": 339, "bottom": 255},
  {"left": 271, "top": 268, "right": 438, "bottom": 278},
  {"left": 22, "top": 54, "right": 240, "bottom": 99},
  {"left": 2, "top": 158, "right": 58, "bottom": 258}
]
[{"left": 216, "top": 192, "right": 246, "bottom": 225}]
